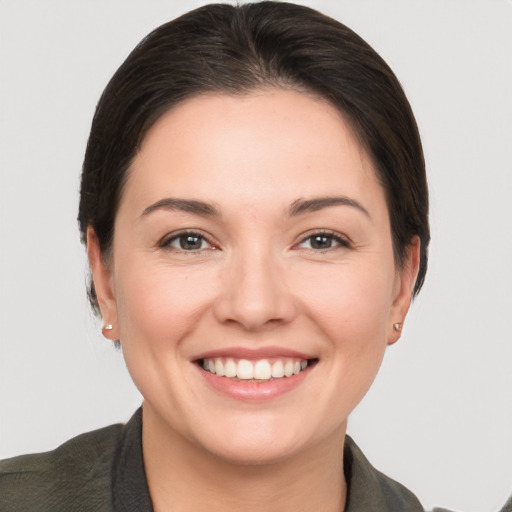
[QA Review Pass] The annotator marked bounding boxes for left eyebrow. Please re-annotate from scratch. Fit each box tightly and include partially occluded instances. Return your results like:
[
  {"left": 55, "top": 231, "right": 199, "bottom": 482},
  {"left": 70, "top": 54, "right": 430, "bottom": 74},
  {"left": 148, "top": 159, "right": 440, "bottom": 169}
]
[
  {"left": 288, "top": 196, "right": 370, "bottom": 218},
  {"left": 140, "top": 198, "right": 221, "bottom": 218}
]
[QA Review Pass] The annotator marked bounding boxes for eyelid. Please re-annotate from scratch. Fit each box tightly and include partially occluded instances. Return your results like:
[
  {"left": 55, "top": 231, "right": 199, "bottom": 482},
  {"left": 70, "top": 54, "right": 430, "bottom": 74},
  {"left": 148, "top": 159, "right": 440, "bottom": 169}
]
[
  {"left": 158, "top": 229, "right": 217, "bottom": 251},
  {"left": 157, "top": 228, "right": 350, "bottom": 252},
  {"left": 294, "top": 229, "right": 351, "bottom": 250}
]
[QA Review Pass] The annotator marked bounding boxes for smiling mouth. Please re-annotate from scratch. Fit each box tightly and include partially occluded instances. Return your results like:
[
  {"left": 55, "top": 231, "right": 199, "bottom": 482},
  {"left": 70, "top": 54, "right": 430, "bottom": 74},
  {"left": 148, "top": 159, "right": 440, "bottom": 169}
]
[{"left": 198, "top": 357, "right": 318, "bottom": 382}]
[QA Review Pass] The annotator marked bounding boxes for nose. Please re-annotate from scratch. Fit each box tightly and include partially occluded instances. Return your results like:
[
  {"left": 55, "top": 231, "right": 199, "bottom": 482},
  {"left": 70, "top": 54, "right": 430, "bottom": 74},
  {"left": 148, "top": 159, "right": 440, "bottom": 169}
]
[{"left": 212, "top": 245, "right": 297, "bottom": 331}]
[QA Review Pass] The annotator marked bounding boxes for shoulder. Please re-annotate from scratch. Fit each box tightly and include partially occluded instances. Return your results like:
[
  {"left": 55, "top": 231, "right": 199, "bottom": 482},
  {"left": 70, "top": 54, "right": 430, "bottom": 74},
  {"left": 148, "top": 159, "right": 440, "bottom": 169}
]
[
  {"left": 0, "top": 422, "right": 124, "bottom": 512},
  {"left": 344, "top": 435, "right": 424, "bottom": 512}
]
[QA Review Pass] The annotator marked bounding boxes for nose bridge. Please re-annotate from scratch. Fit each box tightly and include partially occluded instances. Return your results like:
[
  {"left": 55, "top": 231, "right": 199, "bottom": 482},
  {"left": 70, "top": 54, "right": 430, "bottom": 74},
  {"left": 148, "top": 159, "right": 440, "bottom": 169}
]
[{"left": 214, "top": 238, "right": 295, "bottom": 330}]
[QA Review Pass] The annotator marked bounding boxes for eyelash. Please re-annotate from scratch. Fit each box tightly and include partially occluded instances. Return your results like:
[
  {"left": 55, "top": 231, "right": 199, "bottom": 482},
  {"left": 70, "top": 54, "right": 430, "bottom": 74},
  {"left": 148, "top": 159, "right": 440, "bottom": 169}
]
[
  {"left": 295, "top": 230, "right": 351, "bottom": 252},
  {"left": 159, "top": 230, "right": 216, "bottom": 253},
  {"left": 158, "top": 229, "right": 350, "bottom": 253}
]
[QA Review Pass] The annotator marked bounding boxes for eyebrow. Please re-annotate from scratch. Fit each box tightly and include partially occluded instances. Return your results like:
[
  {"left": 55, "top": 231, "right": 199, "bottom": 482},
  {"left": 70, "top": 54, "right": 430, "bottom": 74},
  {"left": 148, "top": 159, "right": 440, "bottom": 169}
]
[
  {"left": 288, "top": 196, "right": 370, "bottom": 218},
  {"left": 141, "top": 198, "right": 220, "bottom": 218},
  {"left": 140, "top": 195, "right": 369, "bottom": 220}
]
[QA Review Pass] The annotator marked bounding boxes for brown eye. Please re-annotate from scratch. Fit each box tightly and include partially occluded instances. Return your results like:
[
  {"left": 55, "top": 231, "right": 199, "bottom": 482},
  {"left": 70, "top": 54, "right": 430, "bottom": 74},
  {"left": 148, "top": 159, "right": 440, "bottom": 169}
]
[
  {"left": 164, "top": 232, "right": 212, "bottom": 251},
  {"left": 298, "top": 232, "right": 349, "bottom": 251},
  {"left": 179, "top": 234, "right": 203, "bottom": 250},
  {"left": 310, "top": 235, "right": 333, "bottom": 249}
]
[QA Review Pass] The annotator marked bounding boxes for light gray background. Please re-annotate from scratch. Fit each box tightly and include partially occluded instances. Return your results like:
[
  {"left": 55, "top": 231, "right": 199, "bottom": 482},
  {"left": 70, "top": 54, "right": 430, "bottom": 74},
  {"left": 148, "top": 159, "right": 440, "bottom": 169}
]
[{"left": 0, "top": 1, "right": 510, "bottom": 511}]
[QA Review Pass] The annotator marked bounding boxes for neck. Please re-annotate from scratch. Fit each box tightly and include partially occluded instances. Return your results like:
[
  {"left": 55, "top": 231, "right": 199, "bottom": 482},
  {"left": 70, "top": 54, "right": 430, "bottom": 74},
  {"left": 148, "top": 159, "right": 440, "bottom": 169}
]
[{"left": 142, "top": 404, "right": 347, "bottom": 512}]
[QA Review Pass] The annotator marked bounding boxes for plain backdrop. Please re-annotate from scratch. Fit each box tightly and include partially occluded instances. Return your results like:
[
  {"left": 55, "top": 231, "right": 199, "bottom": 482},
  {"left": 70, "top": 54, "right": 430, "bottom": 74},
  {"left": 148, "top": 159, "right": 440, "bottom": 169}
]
[{"left": 0, "top": 1, "right": 510, "bottom": 511}]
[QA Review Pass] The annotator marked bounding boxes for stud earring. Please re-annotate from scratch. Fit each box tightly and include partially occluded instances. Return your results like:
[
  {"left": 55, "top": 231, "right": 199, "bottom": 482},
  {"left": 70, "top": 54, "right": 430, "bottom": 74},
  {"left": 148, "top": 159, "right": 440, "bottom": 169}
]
[
  {"left": 393, "top": 323, "right": 402, "bottom": 332},
  {"left": 103, "top": 324, "right": 113, "bottom": 331}
]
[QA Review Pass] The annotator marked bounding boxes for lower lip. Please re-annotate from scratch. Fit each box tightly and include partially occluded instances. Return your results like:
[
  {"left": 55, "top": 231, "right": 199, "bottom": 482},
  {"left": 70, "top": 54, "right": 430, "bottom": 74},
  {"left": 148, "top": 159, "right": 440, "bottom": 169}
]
[{"left": 197, "top": 364, "right": 314, "bottom": 402}]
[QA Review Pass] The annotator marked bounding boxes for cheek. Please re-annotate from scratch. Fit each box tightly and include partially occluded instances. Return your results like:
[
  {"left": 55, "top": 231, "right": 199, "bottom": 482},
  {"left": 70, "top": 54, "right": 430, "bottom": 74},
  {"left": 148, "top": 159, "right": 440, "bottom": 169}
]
[
  {"left": 295, "top": 258, "right": 395, "bottom": 333},
  {"left": 112, "top": 257, "right": 222, "bottom": 422},
  {"left": 114, "top": 257, "right": 217, "bottom": 351},
  {"left": 292, "top": 257, "right": 395, "bottom": 399}
]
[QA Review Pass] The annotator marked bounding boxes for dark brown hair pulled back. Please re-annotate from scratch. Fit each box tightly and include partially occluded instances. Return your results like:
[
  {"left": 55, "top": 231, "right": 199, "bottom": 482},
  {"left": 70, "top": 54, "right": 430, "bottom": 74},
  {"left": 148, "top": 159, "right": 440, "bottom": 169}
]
[{"left": 78, "top": 1, "right": 429, "bottom": 313}]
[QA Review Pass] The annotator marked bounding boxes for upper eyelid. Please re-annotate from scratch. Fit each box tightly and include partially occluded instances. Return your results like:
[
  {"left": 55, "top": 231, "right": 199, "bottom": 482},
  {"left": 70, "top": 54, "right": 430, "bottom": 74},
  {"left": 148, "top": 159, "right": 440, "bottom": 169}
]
[
  {"left": 297, "top": 229, "right": 350, "bottom": 243},
  {"left": 292, "top": 232, "right": 352, "bottom": 253},
  {"left": 159, "top": 229, "right": 215, "bottom": 248},
  {"left": 157, "top": 228, "right": 350, "bottom": 249}
]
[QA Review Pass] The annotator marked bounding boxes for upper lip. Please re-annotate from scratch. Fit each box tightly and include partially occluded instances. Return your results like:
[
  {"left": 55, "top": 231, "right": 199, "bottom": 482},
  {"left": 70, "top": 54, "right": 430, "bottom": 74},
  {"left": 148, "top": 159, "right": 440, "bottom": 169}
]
[{"left": 192, "top": 346, "right": 317, "bottom": 361}]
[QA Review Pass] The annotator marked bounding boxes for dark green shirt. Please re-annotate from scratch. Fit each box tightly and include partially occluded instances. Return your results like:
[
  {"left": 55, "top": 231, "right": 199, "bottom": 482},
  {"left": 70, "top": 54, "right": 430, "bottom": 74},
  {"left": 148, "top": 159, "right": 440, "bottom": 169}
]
[{"left": 0, "top": 408, "right": 425, "bottom": 511}]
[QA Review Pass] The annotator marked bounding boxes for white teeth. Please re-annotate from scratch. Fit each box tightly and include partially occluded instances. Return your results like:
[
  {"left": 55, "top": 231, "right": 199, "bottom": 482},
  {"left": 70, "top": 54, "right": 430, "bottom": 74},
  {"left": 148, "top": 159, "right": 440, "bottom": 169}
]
[
  {"left": 271, "top": 360, "right": 284, "bottom": 378},
  {"left": 237, "top": 359, "right": 254, "bottom": 380},
  {"left": 214, "top": 359, "right": 224, "bottom": 377},
  {"left": 284, "top": 360, "right": 294, "bottom": 377},
  {"left": 224, "top": 358, "right": 237, "bottom": 378},
  {"left": 202, "top": 357, "right": 311, "bottom": 380},
  {"left": 254, "top": 360, "right": 272, "bottom": 380}
]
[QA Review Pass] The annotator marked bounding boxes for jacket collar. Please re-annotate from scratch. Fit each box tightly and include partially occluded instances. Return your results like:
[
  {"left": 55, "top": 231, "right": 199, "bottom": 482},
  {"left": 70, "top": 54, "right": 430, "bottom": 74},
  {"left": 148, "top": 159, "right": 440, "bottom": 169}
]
[
  {"left": 113, "top": 408, "right": 153, "bottom": 512},
  {"left": 343, "top": 435, "right": 423, "bottom": 511}
]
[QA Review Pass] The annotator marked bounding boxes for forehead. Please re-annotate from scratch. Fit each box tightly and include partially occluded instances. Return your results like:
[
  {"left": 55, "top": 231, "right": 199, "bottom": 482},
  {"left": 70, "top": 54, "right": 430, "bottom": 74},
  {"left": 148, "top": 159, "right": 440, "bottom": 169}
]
[{"left": 123, "top": 89, "right": 384, "bottom": 216}]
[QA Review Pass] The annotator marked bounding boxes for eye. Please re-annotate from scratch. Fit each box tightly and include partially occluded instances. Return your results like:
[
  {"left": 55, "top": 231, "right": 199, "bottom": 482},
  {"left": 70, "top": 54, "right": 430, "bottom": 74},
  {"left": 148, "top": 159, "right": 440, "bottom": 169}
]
[
  {"left": 297, "top": 231, "right": 349, "bottom": 251},
  {"left": 161, "top": 231, "right": 214, "bottom": 252}
]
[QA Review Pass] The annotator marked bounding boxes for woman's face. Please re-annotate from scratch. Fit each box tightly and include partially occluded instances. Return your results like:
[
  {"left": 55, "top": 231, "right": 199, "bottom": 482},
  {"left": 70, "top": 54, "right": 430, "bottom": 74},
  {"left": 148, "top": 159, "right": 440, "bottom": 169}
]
[{"left": 90, "top": 89, "right": 418, "bottom": 464}]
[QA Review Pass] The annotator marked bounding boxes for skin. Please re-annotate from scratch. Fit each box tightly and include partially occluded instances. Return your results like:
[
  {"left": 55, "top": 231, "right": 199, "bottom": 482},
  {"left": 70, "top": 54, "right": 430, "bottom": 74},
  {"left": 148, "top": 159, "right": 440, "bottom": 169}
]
[{"left": 88, "top": 89, "right": 420, "bottom": 512}]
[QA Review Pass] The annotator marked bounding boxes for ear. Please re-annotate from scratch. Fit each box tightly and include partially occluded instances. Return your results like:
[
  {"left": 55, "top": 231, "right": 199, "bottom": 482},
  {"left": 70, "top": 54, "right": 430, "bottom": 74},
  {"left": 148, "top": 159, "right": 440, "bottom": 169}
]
[
  {"left": 387, "top": 236, "right": 421, "bottom": 345},
  {"left": 86, "top": 227, "right": 120, "bottom": 341}
]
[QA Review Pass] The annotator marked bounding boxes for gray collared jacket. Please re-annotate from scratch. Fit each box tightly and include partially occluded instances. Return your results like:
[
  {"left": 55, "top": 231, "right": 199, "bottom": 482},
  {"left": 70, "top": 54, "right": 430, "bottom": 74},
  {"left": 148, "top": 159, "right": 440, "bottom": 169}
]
[{"left": 0, "top": 408, "right": 460, "bottom": 512}]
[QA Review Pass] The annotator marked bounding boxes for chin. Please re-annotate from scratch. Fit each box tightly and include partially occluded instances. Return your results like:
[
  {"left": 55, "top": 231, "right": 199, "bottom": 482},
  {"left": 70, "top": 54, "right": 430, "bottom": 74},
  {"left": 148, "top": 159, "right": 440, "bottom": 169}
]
[
  {"left": 203, "top": 435, "right": 304, "bottom": 466},
  {"left": 190, "top": 412, "right": 328, "bottom": 466}
]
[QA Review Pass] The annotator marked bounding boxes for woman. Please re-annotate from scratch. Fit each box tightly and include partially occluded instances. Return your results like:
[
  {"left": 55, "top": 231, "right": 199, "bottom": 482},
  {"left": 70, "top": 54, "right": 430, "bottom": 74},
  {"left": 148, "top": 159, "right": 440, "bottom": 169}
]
[{"left": 0, "top": 2, "right": 508, "bottom": 511}]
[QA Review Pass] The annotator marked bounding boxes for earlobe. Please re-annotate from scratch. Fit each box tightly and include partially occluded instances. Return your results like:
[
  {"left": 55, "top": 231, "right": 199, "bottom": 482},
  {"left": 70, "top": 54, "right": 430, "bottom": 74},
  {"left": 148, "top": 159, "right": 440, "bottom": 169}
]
[
  {"left": 388, "top": 236, "right": 421, "bottom": 345},
  {"left": 86, "top": 227, "right": 119, "bottom": 340}
]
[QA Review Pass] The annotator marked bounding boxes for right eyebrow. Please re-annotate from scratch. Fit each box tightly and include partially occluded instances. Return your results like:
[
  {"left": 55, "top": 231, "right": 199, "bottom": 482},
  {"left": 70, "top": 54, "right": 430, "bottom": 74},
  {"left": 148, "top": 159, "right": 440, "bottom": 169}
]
[
  {"left": 140, "top": 198, "right": 221, "bottom": 218},
  {"left": 288, "top": 196, "right": 370, "bottom": 218}
]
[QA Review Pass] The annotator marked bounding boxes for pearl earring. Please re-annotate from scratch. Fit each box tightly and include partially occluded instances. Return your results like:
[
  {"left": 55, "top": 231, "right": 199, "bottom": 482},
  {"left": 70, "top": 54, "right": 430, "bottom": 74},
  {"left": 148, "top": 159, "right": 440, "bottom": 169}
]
[{"left": 393, "top": 323, "right": 402, "bottom": 332}]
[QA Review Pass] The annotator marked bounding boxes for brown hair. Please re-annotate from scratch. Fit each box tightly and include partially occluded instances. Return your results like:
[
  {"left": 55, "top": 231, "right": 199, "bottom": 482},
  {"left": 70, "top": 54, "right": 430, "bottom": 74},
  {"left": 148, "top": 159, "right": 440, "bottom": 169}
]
[{"left": 78, "top": 1, "right": 429, "bottom": 313}]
